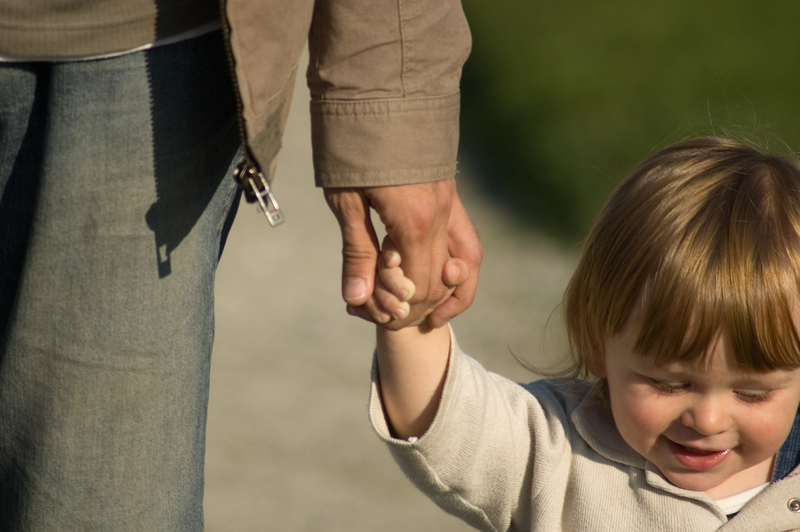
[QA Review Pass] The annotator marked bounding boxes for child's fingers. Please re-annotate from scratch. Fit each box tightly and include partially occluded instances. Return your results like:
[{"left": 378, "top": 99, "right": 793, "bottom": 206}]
[
  {"left": 379, "top": 235, "right": 416, "bottom": 302},
  {"left": 347, "top": 295, "right": 392, "bottom": 324},
  {"left": 374, "top": 275, "right": 411, "bottom": 321},
  {"left": 381, "top": 235, "right": 402, "bottom": 268},
  {"left": 378, "top": 259, "right": 416, "bottom": 303},
  {"left": 383, "top": 247, "right": 402, "bottom": 269}
]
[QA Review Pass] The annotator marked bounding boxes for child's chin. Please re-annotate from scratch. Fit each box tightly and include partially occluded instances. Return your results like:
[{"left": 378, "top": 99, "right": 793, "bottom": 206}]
[
  {"left": 657, "top": 462, "right": 733, "bottom": 495},
  {"left": 667, "top": 472, "right": 726, "bottom": 493},
  {"left": 663, "top": 468, "right": 760, "bottom": 499}
]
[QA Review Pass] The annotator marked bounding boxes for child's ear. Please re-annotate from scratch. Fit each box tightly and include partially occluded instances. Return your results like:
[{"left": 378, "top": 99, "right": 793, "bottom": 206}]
[{"left": 587, "top": 355, "right": 607, "bottom": 379}]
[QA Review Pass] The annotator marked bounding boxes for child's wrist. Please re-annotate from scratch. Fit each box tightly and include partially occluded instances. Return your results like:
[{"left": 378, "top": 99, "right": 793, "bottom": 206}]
[
  {"left": 376, "top": 321, "right": 428, "bottom": 339},
  {"left": 376, "top": 321, "right": 450, "bottom": 358}
]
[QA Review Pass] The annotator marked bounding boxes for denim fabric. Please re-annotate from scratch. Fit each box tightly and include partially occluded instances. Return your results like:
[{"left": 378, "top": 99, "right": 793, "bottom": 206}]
[
  {"left": 773, "top": 412, "right": 800, "bottom": 482},
  {"left": 0, "top": 30, "right": 241, "bottom": 531}
]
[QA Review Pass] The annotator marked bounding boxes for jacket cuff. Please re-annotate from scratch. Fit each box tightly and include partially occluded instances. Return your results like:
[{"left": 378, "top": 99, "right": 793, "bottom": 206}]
[{"left": 311, "top": 93, "right": 460, "bottom": 188}]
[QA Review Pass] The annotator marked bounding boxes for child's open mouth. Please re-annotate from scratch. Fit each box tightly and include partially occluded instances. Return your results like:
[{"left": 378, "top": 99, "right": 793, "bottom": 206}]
[{"left": 666, "top": 439, "right": 730, "bottom": 470}]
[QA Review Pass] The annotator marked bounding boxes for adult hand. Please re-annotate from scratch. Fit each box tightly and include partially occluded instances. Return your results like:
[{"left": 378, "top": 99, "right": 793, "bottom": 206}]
[{"left": 324, "top": 178, "right": 483, "bottom": 329}]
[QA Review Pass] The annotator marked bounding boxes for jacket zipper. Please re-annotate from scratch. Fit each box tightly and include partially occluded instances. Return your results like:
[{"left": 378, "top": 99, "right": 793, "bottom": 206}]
[{"left": 219, "top": 0, "right": 285, "bottom": 227}]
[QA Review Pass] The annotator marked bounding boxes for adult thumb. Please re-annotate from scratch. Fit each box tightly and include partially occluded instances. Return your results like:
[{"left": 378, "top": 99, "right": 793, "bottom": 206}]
[{"left": 324, "top": 188, "right": 380, "bottom": 306}]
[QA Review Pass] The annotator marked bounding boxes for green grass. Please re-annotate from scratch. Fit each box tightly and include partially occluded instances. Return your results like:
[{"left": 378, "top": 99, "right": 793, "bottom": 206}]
[{"left": 460, "top": 1, "right": 800, "bottom": 241}]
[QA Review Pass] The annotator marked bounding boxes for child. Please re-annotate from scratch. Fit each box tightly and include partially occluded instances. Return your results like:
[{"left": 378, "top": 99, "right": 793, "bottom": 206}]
[{"left": 368, "top": 137, "right": 800, "bottom": 531}]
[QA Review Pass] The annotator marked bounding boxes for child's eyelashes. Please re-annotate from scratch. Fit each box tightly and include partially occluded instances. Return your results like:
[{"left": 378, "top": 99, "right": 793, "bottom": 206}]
[
  {"left": 646, "top": 378, "right": 773, "bottom": 403},
  {"left": 647, "top": 379, "right": 688, "bottom": 395},
  {"left": 734, "top": 390, "right": 773, "bottom": 403}
]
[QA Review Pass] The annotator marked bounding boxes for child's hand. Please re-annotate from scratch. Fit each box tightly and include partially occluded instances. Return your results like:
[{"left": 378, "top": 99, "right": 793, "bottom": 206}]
[
  {"left": 375, "top": 242, "right": 415, "bottom": 321},
  {"left": 372, "top": 235, "right": 469, "bottom": 438},
  {"left": 370, "top": 236, "right": 469, "bottom": 327}
]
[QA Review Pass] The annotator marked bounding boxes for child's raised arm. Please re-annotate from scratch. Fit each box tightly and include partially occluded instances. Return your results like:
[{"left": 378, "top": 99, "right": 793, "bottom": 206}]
[{"left": 374, "top": 238, "right": 468, "bottom": 439}]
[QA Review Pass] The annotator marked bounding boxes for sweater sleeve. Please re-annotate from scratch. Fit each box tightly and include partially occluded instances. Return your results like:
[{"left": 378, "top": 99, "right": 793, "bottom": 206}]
[
  {"left": 307, "top": 0, "right": 471, "bottom": 188},
  {"left": 368, "top": 330, "right": 575, "bottom": 532}
]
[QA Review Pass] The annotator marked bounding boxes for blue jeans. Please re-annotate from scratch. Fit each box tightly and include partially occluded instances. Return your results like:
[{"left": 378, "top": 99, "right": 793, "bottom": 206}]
[{"left": 0, "top": 31, "right": 241, "bottom": 531}]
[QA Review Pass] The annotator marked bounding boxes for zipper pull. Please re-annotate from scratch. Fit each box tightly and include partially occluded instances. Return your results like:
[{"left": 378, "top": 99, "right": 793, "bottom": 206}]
[{"left": 233, "top": 160, "right": 285, "bottom": 227}]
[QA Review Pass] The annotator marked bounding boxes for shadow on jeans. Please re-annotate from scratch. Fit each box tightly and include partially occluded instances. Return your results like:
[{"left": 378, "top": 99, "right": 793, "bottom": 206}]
[
  {"left": 0, "top": 65, "right": 48, "bottom": 348},
  {"left": 143, "top": 30, "right": 241, "bottom": 278}
]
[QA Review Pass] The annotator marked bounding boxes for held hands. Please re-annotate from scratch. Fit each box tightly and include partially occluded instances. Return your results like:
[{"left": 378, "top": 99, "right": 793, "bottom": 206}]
[
  {"left": 373, "top": 236, "right": 463, "bottom": 439},
  {"left": 324, "top": 178, "right": 483, "bottom": 330},
  {"left": 375, "top": 237, "right": 470, "bottom": 328},
  {"left": 325, "top": 181, "right": 474, "bottom": 440}
]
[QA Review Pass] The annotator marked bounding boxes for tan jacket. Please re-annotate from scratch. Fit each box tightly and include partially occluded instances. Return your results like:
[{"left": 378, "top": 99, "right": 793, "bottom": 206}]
[
  {"left": 225, "top": 0, "right": 471, "bottom": 189},
  {"left": 0, "top": 0, "right": 471, "bottom": 189},
  {"left": 369, "top": 329, "right": 800, "bottom": 532}
]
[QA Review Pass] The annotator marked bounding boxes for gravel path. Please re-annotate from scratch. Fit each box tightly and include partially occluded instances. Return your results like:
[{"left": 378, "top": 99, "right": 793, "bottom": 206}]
[{"left": 204, "top": 66, "right": 578, "bottom": 531}]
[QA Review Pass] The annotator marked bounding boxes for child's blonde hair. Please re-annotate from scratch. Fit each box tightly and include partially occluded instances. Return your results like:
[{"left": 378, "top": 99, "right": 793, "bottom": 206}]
[{"left": 565, "top": 137, "right": 800, "bottom": 376}]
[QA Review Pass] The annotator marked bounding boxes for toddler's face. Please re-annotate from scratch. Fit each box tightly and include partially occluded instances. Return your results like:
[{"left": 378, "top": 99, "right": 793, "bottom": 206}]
[{"left": 598, "top": 316, "right": 800, "bottom": 499}]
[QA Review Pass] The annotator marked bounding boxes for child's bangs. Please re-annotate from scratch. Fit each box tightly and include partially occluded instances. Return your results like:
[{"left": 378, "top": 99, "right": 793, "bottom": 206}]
[
  {"left": 635, "top": 261, "right": 800, "bottom": 372},
  {"left": 634, "top": 157, "right": 800, "bottom": 371}
]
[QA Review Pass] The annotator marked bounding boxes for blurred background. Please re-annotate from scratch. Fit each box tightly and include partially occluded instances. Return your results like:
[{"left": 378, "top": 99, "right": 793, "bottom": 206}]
[
  {"left": 205, "top": 2, "right": 800, "bottom": 530},
  {"left": 461, "top": 0, "right": 800, "bottom": 241}
]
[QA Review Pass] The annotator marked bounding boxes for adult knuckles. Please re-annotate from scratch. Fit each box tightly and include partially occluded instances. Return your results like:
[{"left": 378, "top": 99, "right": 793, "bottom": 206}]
[
  {"left": 341, "top": 246, "right": 377, "bottom": 263},
  {"left": 326, "top": 189, "right": 366, "bottom": 222}
]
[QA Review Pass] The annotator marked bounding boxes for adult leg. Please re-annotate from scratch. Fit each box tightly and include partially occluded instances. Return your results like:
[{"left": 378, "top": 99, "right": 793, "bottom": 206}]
[
  {"left": 0, "top": 63, "right": 44, "bottom": 339},
  {"left": 0, "top": 30, "right": 241, "bottom": 531}
]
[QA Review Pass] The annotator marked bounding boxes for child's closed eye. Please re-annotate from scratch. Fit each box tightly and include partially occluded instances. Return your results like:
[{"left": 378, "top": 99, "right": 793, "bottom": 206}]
[
  {"left": 733, "top": 390, "right": 773, "bottom": 403},
  {"left": 647, "top": 379, "right": 689, "bottom": 395},
  {"left": 647, "top": 378, "right": 774, "bottom": 403}
]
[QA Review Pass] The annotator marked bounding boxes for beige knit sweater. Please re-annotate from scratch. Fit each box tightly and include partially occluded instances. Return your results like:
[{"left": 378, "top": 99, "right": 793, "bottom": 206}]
[{"left": 369, "top": 329, "right": 800, "bottom": 531}]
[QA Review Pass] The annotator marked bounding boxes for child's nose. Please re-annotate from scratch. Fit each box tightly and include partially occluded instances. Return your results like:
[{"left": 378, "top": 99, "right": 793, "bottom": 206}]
[{"left": 680, "top": 397, "right": 731, "bottom": 435}]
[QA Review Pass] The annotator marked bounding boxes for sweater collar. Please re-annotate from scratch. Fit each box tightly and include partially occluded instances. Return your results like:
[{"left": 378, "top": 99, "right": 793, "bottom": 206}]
[{"left": 569, "top": 381, "right": 644, "bottom": 468}]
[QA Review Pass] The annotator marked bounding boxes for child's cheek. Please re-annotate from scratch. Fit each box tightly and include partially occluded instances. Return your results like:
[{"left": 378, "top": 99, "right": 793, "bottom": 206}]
[
  {"left": 737, "top": 407, "right": 795, "bottom": 458},
  {"left": 610, "top": 385, "right": 673, "bottom": 451}
]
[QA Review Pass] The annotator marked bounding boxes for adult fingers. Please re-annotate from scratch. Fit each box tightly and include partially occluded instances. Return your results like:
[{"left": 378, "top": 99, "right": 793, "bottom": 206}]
[
  {"left": 427, "top": 195, "right": 483, "bottom": 328},
  {"left": 441, "top": 257, "right": 470, "bottom": 288},
  {"left": 324, "top": 188, "right": 381, "bottom": 312},
  {"left": 365, "top": 179, "right": 455, "bottom": 326}
]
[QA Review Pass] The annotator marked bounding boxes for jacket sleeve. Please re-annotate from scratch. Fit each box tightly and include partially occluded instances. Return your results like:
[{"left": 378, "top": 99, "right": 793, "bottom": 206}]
[
  {"left": 368, "top": 329, "right": 575, "bottom": 532},
  {"left": 307, "top": 0, "right": 471, "bottom": 187}
]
